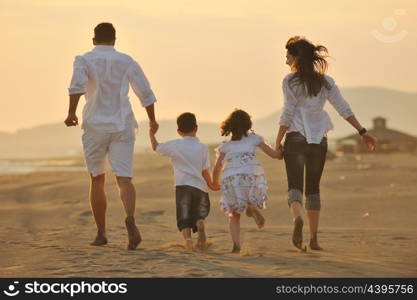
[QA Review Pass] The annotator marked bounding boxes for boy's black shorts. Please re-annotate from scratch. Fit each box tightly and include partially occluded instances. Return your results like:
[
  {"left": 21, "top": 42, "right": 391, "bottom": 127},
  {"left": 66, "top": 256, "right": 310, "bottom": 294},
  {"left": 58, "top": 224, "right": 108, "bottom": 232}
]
[{"left": 175, "top": 185, "right": 210, "bottom": 233}]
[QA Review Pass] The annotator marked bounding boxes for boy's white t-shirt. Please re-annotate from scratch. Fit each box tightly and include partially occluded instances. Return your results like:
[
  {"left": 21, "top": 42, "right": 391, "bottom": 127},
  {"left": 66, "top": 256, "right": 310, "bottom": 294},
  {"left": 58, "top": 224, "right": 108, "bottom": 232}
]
[{"left": 156, "top": 136, "right": 210, "bottom": 192}]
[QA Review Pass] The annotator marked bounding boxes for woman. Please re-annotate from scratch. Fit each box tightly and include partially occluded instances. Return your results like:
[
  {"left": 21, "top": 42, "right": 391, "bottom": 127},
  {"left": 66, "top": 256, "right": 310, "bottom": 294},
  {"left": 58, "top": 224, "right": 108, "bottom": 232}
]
[{"left": 275, "top": 36, "right": 377, "bottom": 251}]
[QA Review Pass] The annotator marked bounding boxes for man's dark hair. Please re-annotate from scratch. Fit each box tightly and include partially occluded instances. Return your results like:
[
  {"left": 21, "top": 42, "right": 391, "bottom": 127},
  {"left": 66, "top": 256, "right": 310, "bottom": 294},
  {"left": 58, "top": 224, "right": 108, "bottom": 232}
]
[
  {"left": 94, "top": 23, "right": 116, "bottom": 43},
  {"left": 177, "top": 112, "right": 197, "bottom": 133}
]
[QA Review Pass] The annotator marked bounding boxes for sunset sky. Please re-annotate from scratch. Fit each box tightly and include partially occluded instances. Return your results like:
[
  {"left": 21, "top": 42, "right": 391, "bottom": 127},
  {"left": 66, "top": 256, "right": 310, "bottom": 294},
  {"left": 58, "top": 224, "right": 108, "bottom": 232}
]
[{"left": 1, "top": 0, "right": 416, "bottom": 132}]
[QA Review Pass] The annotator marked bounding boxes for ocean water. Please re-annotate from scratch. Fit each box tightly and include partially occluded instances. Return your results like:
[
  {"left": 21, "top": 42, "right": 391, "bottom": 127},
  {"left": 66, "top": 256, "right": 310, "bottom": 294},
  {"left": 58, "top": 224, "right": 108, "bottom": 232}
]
[{"left": 0, "top": 159, "right": 86, "bottom": 175}]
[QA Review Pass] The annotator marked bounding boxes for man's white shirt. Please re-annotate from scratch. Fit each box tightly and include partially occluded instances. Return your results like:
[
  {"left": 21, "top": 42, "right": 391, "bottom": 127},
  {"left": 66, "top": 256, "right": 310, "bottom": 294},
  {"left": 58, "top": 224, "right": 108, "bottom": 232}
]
[{"left": 68, "top": 45, "right": 157, "bottom": 132}]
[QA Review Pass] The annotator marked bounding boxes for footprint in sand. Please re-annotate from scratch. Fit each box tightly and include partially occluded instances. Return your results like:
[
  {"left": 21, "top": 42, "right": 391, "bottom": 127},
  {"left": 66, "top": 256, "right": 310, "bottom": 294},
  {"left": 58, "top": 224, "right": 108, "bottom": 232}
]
[
  {"left": 43, "top": 267, "right": 61, "bottom": 271},
  {"left": 64, "top": 200, "right": 80, "bottom": 204},
  {"left": 140, "top": 210, "right": 165, "bottom": 216},
  {"left": 276, "top": 233, "right": 290, "bottom": 237},
  {"left": 80, "top": 211, "right": 92, "bottom": 217},
  {"left": 186, "top": 272, "right": 205, "bottom": 277},
  {"left": 139, "top": 210, "right": 165, "bottom": 224},
  {"left": 101, "top": 269, "right": 129, "bottom": 273},
  {"left": 392, "top": 236, "right": 409, "bottom": 240}
]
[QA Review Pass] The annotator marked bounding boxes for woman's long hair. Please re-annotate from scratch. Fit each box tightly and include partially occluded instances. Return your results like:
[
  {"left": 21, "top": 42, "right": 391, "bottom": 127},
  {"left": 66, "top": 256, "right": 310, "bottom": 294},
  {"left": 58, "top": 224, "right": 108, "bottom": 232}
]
[{"left": 286, "top": 36, "right": 331, "bottom": 97}]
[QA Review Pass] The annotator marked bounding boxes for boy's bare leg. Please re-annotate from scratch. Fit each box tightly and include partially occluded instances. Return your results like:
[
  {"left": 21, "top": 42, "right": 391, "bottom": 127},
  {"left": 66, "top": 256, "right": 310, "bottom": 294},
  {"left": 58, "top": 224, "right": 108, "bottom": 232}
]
[
  {"left": 229, "top": 212, "right": 241, "bottom": 253},
  {"left": 246, "top": 204, "right": 265, "bottom": 229},
  {"left": 89, "top": 174, "right": 108, "bottom": 246},
  {"left": 116, "top": 176, "right": 141, "bottom": 250},
  {"left": 196, "top": 219, "right": 207, "bottom": 250},
  {"left": 181, "top": 228, "right": 193, "bottom": 250}
]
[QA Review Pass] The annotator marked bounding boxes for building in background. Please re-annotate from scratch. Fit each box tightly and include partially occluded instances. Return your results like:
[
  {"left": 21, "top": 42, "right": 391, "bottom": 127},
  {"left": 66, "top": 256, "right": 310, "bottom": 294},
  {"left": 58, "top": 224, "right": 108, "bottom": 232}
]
[{"left": 336, "top": 117, "right": 417, "bottom": 153}]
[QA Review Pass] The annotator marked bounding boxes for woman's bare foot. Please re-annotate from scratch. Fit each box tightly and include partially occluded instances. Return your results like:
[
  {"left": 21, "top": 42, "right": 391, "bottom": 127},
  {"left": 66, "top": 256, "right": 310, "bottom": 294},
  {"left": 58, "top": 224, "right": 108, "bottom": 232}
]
[
  {"left": 231, "top": 243, "right": 241, "bottom": 253},
  {"left": 196, "top": 220, "right": 207, "bottom": 250},
  {"left": 309, "top": 233, "right": 323, "bottom": 250},
  {"left": 125, "top": 216, "right": 142, "bottom": 250},
  {"left": 251, "top": 209, "right": 265, "bottom": 229},
  {"left": 90, "top": 234, "right": 108, "bottom": 246},
  {"left": 292, "top": 216, "right": 304, "bottom": 250}
]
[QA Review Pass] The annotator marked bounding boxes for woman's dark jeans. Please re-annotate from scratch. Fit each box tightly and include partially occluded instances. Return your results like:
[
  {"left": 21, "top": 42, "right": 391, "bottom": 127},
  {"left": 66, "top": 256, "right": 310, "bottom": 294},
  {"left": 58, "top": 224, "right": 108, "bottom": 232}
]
[{"left": 283, "top": 132, "right": 327, "bottom": 210}]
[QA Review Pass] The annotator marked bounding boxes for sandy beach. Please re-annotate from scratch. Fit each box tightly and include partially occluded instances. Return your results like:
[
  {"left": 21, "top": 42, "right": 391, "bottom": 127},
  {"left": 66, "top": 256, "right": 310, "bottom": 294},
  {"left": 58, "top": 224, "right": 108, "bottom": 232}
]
[{"left": 0, "top": 150, "right": 416, "bottom": 277}]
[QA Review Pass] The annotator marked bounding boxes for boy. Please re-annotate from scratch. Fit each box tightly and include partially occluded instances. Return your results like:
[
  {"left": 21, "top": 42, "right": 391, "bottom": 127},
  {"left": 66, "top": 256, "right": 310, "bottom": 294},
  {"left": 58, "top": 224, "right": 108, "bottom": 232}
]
[{"left": 149, "top": 113, "right": 218, "bottom": 250}]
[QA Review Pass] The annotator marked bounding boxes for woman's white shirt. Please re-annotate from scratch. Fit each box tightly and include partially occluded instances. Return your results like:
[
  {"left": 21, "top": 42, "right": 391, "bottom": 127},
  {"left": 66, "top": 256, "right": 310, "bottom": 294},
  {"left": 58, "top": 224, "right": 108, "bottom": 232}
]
[{"left": 279, "top": 73, "right": 354, "bottom": 144}]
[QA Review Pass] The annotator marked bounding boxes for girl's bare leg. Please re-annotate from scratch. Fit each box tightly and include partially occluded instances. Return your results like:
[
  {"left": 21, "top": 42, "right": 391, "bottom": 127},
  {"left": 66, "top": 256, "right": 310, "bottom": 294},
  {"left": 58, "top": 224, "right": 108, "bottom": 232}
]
[
  {"left": 229, "top": 212, "right": 241, "bottom": 253},
  {"left": 246, "top": 204, "right": 265, "bottom": 229}
]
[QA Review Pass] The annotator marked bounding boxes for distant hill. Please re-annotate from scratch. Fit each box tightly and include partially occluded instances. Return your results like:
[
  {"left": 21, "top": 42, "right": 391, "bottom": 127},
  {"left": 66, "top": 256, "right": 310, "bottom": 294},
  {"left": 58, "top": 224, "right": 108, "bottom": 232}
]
[{"left": 0, "top": 87, "right": 416, "bottom": 158}]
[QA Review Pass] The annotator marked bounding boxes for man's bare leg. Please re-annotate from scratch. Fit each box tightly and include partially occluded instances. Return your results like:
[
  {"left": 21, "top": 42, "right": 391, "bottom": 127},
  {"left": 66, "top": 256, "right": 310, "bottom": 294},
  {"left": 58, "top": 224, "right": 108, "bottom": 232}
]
[
  {"left": 90, "top": 174, "right": 108, "bottom": 246},
  {"left": 196, "top": 219, "right": 207, "bottom": 250},
  {"left": 116, "top": 176, "right": 141, "bottom": 250},
  {"left": 181, "top": 228, "right": 193, "bottom": 250}
]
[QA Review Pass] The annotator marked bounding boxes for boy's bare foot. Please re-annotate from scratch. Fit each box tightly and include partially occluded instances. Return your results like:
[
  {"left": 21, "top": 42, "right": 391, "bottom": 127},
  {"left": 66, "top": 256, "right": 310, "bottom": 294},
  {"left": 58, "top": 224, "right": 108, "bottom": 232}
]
[
  {"left": 125, "top": 216, "right": 142, "bottom": 250},
  {"left": 185, "top": 238, "right": 194, "bottom": 251},
  {"left": 196, "top": 220, "right": 207, "bottom": 250},
  {"left": 309, "top": 233, "right": 323, "bottom": 250},
  {"left": 231, "top": 243, "right": 241, "bottom": 253},
  {"left": 252, "top": 209, "right": 265, "bottom": 229},
  {"left": 292, "top": 216, "right": 305, "bottom": 250},
  {"left": 90, "top": 234, "right": 108, "bottom": 246}
]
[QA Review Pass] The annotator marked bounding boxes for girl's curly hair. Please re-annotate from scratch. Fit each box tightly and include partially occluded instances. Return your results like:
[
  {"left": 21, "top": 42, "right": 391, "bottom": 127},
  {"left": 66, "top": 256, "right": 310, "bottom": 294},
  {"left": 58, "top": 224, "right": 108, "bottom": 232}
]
[{"left": 220, "top": 109, "right": 252, "bottom": 141}]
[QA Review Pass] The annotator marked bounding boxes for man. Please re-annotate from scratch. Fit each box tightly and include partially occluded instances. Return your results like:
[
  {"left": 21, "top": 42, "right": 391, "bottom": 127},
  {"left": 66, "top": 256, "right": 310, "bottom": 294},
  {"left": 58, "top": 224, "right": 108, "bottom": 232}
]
[{"left": 65, "top": 22, "right": 159, "bottom": 250}]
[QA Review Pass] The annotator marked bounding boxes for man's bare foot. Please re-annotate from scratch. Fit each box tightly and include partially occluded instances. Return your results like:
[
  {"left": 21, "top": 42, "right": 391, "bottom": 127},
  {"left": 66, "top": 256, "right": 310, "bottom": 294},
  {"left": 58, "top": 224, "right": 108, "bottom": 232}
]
[
  {"left": 292, "top": 216, "right": 305, "bottom": 250},
  {"left": 90, "top": 234, "right": 108, "bottom": 246},
  {"left": 251, "top": 209, "right": 265, "bottom": 229},
  {"left": 125, "top": 216, "right": 142, "bottom": 250},
  {"left": 196, "top": 220, "right": 207, "bottom": 251},
  {"left": 184, "top": 238, "right": 194, "bottom": 251},
  {"left": 231, "top": 243, "right": 241, "bottom": 253},
  {"left": 309, "top": 233, "right": 323, "bottom": 250}
]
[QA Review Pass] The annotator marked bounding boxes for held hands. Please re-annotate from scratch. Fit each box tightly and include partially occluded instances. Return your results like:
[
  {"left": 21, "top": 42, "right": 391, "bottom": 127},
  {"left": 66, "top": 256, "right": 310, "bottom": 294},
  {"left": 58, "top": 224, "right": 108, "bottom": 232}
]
[
  {"left": 276, "top": 144, "right": 284, "bottom": 160},
  {"left": 362, "top": 133, "right": 377, "bottom": 152},
  {"left": 64, "top": 114, "right": 78, "bottom": 127},
  {"left": 209, "top": 183, "right": 221, "bottom": 191}
]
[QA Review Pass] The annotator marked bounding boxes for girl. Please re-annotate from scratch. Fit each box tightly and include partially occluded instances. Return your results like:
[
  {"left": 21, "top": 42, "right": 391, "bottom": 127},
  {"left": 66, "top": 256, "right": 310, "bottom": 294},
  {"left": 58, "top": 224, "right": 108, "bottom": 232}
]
[
  {"left": 275, "top": 36, "right": 377, "bottom": 251},
  {"left": 213, "top": 109, "right": 281, "bottom": 253}
]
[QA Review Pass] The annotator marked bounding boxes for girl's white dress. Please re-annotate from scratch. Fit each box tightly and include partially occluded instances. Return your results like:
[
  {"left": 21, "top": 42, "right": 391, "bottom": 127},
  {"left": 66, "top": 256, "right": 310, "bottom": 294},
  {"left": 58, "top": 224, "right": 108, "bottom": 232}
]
[{"left": 215, "top": 133, "right": 268, "bottom": 215}]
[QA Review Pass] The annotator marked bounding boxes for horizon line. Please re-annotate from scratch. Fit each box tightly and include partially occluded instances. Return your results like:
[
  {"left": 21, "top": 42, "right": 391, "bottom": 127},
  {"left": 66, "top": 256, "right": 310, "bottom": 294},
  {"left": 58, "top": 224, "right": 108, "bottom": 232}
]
[{"left": 1, "top": 85, "right": 416, "bottom": 134}]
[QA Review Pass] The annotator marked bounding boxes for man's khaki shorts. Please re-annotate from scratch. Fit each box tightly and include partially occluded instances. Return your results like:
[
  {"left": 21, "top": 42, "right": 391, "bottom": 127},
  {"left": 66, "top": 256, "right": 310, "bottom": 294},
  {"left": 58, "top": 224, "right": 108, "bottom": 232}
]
[{"left": 82, "top": 127, "right": 136, "bottom": 178}]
